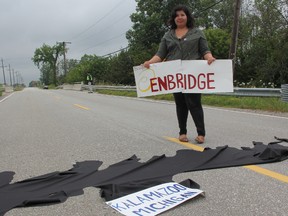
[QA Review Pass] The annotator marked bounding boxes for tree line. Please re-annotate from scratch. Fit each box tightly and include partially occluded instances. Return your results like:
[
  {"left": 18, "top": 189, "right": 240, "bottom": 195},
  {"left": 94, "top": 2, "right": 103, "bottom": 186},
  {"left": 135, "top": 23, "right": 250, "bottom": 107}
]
[{"left": 31, "top": 0, "right": 288, "bottom": 88}]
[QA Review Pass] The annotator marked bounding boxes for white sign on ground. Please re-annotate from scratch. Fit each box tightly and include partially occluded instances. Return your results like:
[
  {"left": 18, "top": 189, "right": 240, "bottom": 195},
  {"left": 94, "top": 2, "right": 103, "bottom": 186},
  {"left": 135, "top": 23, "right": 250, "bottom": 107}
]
[{"left": 106, "top": 182, "right": 204, "bottom": 216}]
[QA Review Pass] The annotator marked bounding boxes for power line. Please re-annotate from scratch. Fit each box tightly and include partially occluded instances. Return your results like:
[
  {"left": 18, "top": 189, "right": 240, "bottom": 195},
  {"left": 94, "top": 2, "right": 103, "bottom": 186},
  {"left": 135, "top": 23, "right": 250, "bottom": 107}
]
[
  {"left": 73, "top": 12, "right": 132, "bottom": 54},
  {"left": 75, "top": 12, "right": 132, "bottom": 43},
  {"left": 72, "top": 0, "right": 227, "bottom": 58},
  {"left": 101, "top": 46, "right": 129, "bottom": 57},
  {"left": 194, "top": 0, "right": 226, "bottom": 17},
  {"left": 70, "top": 0, "right": 127, "bottom": 41},
  {"left": 100, "top": 0, "right": 227, "bottom": 57},
  {"left": 80, "top": 32, "right": 126, "bottom": 52},
  {"left": 271, "top": 1, "right": 288, "bottom": 25}
]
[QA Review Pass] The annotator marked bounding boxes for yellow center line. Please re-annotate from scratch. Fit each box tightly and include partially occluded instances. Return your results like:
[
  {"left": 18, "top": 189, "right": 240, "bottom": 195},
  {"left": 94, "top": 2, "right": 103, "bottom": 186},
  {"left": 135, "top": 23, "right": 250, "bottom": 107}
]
[
  {"left": 164, "top": 136, "right": 288, "bottom": 183},
  {"left": 74, "top": 104, "right": 90, "bottom": 110},
  {"left": 164, "top": 137, "right": 205, "bottom": 152},
  {"left": 244, "top": 165, "right": 288, "bottom": 183}
]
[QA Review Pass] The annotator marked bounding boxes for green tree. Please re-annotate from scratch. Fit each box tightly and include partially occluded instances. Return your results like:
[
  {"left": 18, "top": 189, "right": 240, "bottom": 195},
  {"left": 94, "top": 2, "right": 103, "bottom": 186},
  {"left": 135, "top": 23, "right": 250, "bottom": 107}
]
[
  {"left": 32, "top": 43, "right": 64, "bottom": 85},
  {"left": 204, "top": 28, "right": 230, "bottom": 59},
  {"left": 28, "top": 80, "right": 41, "bottom": 87},
  {"left": 57, "top": 59, "right": 79, "bottom": 84},
  {"left": 39, "top": 63, "right": 52, "bottom": 85},
  {"left": 66, "top": 55, "right": 110, "bottom": 84},
  {"left": 54, "top": 0, "right": 288, "bottom": 87},
  {"left": 126, "top": 0, "right": 235, "bottom": 65},
  {"left": 236, "top": 0, "right": 288, "bottom": 86},
  {"left": 65, "top": 64, "right": 85, "bottom": 84},
  {"left": 206, "top": 0, "right": 234, "bottom": 29},
  {"left": 127, "top": 0, "right": 191, "bottom": 65},
  {"left": 105, "top": 50, "right": 135, "bottom": 85}
]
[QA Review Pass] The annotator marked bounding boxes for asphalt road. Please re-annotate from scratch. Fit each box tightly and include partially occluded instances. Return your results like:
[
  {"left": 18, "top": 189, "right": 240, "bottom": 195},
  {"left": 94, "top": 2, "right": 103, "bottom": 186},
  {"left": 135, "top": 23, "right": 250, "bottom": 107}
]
[{"left": 0, "top": 88, "right": 287, "bottom": 216}]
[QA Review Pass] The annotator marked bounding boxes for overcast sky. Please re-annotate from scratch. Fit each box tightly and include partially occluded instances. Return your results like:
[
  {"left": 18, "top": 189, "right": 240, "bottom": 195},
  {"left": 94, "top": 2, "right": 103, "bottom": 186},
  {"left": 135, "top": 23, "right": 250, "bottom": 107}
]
[{"left": 0, "top": 0, "right": 137, "bottom": 86}]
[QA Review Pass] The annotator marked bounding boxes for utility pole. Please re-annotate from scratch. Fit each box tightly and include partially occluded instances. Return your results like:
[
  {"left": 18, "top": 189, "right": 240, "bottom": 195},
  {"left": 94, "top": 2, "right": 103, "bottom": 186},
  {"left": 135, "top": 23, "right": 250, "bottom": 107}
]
[
  {"left": 1, "top": 58, "right": 7, "bottom": 85},
  {"left": 15, "top": 71, "right": 19, "bottom": 85},
  {"left": 8, "top": 64, "right": 12, "bottom": 86},
  {"left": 57, "top": 41, "right": 71, "bottom": 76},
  {"left": 12, "top": 68, "right": 15, "bottom": 87},
  {"left": 229, "top": 0, "right": 242, "bottom": 72}
]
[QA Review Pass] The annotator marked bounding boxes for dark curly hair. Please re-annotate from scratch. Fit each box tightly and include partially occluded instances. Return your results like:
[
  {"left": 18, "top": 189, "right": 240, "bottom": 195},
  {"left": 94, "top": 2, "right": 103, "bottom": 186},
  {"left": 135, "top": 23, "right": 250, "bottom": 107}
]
[{"left": 168, "top": 5, "right": 195, "bottom": 29}]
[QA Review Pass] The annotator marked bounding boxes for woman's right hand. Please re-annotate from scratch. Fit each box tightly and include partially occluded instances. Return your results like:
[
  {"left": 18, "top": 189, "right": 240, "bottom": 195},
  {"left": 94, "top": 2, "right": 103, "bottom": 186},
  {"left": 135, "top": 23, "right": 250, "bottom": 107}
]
[
  {"left": 143, "top": 61, "right": 150, "bottom": 68},
  {"left": 142, "top": 56, "right": 162, "bottom": 68}
]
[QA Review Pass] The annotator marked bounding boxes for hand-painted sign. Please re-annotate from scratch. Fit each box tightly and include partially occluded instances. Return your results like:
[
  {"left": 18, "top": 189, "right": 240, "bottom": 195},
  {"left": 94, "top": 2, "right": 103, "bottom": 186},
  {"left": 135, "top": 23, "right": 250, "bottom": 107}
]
[
  {"left": 133, "top": 60, "right": 233, "bottom": 97},
  {"left": 106, "top": 182, "right": 204, "bottom": 216}
]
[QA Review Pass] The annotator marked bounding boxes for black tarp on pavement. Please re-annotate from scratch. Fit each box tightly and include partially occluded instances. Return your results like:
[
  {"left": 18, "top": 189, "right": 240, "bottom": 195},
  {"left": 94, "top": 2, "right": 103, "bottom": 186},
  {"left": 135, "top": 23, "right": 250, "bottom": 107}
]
[{"left": 0, "top": 137, "right": 287, "bottom": 215}]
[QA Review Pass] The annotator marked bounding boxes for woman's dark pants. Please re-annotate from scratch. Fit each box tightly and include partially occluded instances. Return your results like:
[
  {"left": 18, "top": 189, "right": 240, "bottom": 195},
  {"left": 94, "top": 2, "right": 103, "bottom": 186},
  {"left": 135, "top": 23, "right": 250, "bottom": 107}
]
[{"left": 173, "top": 92, "right": 205, "bottom": 136}]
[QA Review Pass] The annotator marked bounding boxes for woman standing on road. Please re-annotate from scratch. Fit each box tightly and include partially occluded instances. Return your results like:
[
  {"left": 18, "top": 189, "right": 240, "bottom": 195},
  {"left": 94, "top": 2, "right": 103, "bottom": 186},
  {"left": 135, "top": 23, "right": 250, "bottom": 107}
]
[{"left": 143, "top": 5, "right": 216, "bottom": 144}]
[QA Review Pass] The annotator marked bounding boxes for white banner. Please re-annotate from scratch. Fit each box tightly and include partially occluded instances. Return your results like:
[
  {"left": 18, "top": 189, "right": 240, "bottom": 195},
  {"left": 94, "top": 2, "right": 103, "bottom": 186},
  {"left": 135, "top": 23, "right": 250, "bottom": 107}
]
[
  {"left": 106, "top": 182, "right": 204, "bottom": 216},
  {"left": 133, "top": 60, "right": 233, "bottom": 97}
]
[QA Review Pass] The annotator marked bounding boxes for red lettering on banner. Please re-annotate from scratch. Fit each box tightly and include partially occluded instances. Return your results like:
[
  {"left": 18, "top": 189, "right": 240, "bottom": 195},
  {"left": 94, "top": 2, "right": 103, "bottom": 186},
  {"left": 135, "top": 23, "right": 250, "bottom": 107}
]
[
  {"left": 176, "top": 73, "right": 184, "bottom": 88},
  {"left": 183, "top": 74, "right": 187, "bottom": 89},
  {"left": 207, "top": 73, "right": 215, "bottom": 89},
  {"left": 158, "top": 77, "right": 167, "bottom": 91},
  {"left": 150, "top": 72, "right": 215, "bottom": 92},
  {"left": 188, "top": 74, "right": 196, "bottom": 89},
  {"left": 167, "top": 75, "right": 176, "bottom": 90},
  {"left": 150, "top": 78, "right": 158, "bottom": 92},
  {"left": 198, "top": 73, "right": 206, "bottom": 90}
]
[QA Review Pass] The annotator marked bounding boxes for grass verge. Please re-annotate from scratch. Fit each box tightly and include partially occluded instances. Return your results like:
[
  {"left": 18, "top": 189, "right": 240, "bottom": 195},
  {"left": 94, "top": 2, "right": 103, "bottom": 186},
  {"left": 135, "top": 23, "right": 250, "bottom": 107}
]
[{"left": 95, "top": 89, "right": 288, "bottom": 113}]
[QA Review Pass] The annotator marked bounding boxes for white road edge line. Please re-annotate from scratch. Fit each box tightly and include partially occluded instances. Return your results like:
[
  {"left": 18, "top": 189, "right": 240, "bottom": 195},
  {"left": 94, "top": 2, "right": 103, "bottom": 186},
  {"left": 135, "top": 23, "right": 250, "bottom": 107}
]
[
  {"left": 0, "top": 93, "right": 14, "bottom": 103},
  {"left": 204, "top": 106, "right": 288, "bottom": 120}
]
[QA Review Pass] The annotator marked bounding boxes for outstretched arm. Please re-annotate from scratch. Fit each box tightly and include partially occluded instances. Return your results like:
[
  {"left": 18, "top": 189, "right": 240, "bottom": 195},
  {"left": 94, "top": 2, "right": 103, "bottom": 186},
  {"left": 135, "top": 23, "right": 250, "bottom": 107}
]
[{"left": 143, "top": 55, "right": 162, "bottom": 68}]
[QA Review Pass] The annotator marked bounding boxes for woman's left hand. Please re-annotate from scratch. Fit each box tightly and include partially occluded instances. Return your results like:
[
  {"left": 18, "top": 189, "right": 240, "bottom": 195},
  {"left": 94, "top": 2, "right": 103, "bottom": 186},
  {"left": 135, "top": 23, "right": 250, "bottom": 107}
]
[
  {"left": 204, "top": 53, "right": 216, "bottom": 65},
  {"left": 207, "top": 57, "right": 216, "bottom": 65}
]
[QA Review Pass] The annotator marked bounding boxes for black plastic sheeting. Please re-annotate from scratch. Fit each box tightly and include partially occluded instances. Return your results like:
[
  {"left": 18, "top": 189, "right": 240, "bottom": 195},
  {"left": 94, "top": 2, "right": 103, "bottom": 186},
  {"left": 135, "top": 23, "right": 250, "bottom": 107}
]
[{"left": 0, "top": 137, "right": 287, "bottom": 215}]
